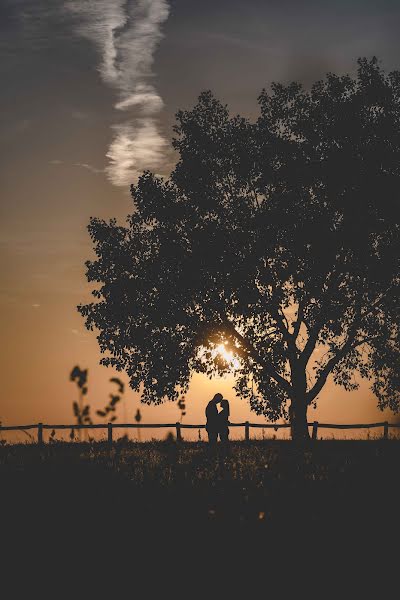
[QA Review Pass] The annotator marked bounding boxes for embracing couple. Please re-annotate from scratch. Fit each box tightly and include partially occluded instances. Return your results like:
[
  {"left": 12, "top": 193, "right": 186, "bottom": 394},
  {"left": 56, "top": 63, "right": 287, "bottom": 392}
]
[{"left": 205, "top": 393, "right": 230, "bottom": 444}]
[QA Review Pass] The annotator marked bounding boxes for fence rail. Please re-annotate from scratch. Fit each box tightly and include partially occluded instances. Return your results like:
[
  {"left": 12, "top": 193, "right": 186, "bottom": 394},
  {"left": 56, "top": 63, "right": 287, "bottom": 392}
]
[{"left": 1, "top": 421, "right": 399, "bottom": 445}]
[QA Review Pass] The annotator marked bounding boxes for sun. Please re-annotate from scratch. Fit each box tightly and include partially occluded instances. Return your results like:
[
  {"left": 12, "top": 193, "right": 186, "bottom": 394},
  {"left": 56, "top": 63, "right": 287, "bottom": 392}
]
[{"left": 216, "top": 343, "right": 240, "bottom": 369}]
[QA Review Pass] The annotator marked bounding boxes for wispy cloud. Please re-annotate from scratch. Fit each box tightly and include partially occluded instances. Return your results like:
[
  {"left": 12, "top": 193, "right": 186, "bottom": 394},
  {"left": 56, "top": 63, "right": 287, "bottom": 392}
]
[
  {"left": 49, "top": 159, "right": 103, "bottom": 174},
  {"left": 73, "top": 162, "right": 104, "bottom": 175},
  {"left": 66, "top": 0, "right": 170, "bottom": 186}
]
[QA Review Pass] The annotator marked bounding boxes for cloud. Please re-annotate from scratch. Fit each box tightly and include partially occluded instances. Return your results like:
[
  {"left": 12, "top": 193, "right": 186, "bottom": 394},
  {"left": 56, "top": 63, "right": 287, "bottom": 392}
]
[
  {"left": 65, "top": 0, "right": 170, "bottom": 187},
  {"left": 49, "top": 159, "right": 103, "bottom": 174},
  {"left": 114, "top": 84, "right": 164, "bottom": 113},
  {"left": 73, "top": 162, "right": 104, "bottom": 175},
  {"left": 106, "top": 118, "right": 167, "bottom": 186}
]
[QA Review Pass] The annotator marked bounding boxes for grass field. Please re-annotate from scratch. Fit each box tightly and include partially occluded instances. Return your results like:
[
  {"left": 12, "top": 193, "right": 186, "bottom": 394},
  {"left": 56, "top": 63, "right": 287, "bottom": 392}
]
[
  {"left": 2, "top": 439, "right": 399, "bottom": 532},
  {"left": 1, "top": 439, "right": 399, "bottom": 587}
]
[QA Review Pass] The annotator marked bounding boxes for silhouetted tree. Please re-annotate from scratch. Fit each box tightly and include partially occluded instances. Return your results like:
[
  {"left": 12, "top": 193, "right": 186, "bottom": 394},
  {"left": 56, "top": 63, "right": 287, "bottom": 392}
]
[{"left": 79, "top": 58, "right": 399, "bottom": 440}]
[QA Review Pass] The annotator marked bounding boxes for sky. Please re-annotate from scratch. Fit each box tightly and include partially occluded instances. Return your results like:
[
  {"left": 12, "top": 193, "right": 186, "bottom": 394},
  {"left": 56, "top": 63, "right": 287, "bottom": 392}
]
[{"left": 1, "top": 0, "right": 400, "bottom": 441}]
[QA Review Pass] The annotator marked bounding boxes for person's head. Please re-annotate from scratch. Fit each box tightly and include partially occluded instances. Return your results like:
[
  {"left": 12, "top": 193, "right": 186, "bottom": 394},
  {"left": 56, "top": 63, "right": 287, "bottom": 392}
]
[
  {"left": 212, "top": 393, "right": 223, "bottom": 405},
  {"left": 220, "top": 399, "right": 230, "bottom": 415}
]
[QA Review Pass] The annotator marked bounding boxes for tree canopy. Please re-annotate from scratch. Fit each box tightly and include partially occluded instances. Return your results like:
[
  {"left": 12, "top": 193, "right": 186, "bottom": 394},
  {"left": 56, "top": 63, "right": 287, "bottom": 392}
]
[{"left": 79, "top": 58, "right": 400, "bottom": 438}]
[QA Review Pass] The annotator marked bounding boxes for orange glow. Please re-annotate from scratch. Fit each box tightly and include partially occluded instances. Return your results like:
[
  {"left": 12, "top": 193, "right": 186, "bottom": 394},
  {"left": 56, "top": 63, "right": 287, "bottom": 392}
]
[{"left": 215, "top": 343, "right": 240, "bottom": 369}]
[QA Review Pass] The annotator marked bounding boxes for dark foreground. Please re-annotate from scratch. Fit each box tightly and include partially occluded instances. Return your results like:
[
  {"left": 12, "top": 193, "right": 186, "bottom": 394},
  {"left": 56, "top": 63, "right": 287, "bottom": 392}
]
[{"left": 1, "top": 439, "right": 399, "bottom": 591}]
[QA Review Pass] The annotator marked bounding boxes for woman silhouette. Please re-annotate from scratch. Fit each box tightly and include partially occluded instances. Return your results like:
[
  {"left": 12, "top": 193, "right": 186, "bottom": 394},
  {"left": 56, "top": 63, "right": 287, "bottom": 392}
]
[
  {"left": 205, "top": 393, "right": 222, "bottom": 444},
  {"left": 218, "top": 399, "right": 230, "bottom": 443}
]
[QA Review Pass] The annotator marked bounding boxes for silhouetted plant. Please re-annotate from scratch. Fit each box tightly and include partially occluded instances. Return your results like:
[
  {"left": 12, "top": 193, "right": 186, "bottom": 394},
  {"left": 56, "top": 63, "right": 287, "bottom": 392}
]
[
  {"left": 79, "top": 58, "right": 400, "bottom": 440},
  {"left": 177, "top": 395, "right": 186, "bottom": 422},
  {"left": 96, "top": 377, "right": 124, "bottom": 424},
  {"left": 110, "top": 377, "right": 129, "bottom": 435},
  {"left": 165, "top": 431, "right": 175, "bottom": 443},
  {"left": 70, "top": 365, "right": 92, "bottom": 440},
  {"left": 135, "top": 408, "right": 142, "bottom": 441},
  {"left": 0, "top": 421, "right": 5, "bottom": 446}
]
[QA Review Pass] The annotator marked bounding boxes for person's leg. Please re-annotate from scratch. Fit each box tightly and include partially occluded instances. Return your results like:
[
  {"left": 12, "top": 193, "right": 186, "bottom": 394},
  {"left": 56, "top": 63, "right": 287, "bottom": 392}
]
[
  {"left": 207, "top": 431, "right": 217, "bottom": 445},
  {"left": 221, "top": 428, "right": 230, "bottom": 457},
  {"left": 207, "top": 431, "right": 218, "bottom": 459},
  {"left": 220, "top": 427, "right": 229, "bottom": 441}
]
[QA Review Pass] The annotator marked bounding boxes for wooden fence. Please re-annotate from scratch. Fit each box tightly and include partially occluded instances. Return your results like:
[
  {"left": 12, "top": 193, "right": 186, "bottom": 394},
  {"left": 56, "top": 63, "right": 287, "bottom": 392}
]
[{"left": 0, "top": 421, "right": 399, "bottom": 445}]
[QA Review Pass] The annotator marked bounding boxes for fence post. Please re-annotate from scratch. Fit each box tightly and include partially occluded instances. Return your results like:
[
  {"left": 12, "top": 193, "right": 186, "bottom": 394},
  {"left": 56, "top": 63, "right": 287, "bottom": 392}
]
[
  {"left": 312, "top": 421, "right": 318, "bottom": 440},
  {"left": 176, "top": 422, "right": 182, "bottom": 443},
  {"left": 108, "top": 422, "right": 113, "bottom": 448},
  {"left": 245, "top": 421, "right": 250, "bottom": 442},
  {"left": 383, "top": 421, "right": 389, "bottom": 440},
  {"left": 38, "top": 423, "right": 43, "bottom": 447}
]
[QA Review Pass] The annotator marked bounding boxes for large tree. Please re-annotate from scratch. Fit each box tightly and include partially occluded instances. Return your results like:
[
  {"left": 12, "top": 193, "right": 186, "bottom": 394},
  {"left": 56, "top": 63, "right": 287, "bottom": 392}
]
[{"left": 80, "top": 58, "right": 400, "bottom": 439}]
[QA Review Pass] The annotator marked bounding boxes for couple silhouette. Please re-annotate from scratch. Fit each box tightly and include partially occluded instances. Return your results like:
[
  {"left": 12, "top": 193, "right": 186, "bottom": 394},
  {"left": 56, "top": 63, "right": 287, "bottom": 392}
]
[{"left": 205, "top": 393, "right": 230, "bottom": 444}]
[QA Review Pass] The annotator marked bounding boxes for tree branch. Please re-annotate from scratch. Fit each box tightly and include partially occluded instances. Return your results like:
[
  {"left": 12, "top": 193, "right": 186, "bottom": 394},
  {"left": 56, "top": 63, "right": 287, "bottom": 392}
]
[
  {"left": 300, "top": 270, "right": 364, "bottom": 367},
  {"left": 306, "top": 343, "right": 350, "bottom": 404},
  {"left": 269, "top": 304, "right": 292, "bottom": 345},
  {"left": 300, "top": 323, "right": 321, "bottom": 367},
  {"left": 352, "top": 335, "right": 379, "bottom": 348},
  {"left": 360, "top": 285, "right": 395, "bottom": 319},
  {"left": 222, "top": 319, "right": 293, "bottom": 396},
  {"left": 292, "top": 300, "right": 305, "bottom": 345},
  {"left": 306, "top": 307, "right": 362, "bottom": 404}
]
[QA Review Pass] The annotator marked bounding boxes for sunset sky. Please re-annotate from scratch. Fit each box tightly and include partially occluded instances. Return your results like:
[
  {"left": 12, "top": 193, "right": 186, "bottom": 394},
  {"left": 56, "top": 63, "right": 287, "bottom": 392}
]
[{"left": 1, "top": 0, "right": 400, "bottom": 440}]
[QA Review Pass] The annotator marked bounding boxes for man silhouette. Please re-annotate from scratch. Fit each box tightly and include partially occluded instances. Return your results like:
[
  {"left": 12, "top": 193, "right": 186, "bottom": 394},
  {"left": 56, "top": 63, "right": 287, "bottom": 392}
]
[{"left": 205, "top": 393, "right": 222, "bottom": 444}]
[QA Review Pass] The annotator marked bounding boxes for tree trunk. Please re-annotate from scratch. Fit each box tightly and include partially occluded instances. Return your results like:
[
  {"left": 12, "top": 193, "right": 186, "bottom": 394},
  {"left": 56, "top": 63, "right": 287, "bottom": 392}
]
[{"left": 289, "top": 397, "right": 309, "bottom": 441}]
